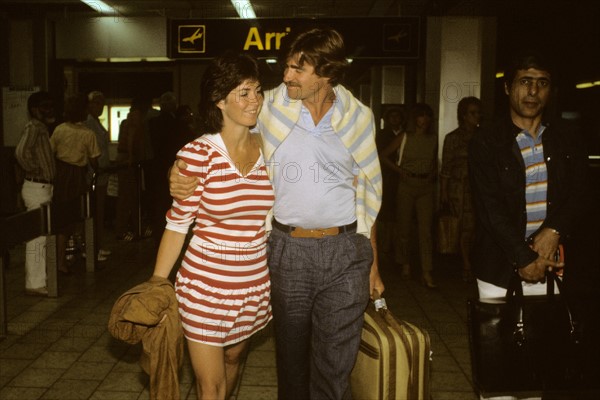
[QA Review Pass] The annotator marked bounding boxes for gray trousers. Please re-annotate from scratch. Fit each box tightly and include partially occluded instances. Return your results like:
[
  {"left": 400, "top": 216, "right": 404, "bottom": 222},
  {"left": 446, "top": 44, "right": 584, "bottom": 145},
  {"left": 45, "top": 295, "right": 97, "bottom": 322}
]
[{"left": 268, "top": 227, "right": 372, "bottom": 400}]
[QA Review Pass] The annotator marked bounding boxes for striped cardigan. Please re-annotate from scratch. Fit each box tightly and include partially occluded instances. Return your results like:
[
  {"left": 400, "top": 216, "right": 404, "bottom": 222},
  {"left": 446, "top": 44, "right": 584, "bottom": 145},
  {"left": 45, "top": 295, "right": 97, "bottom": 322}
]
[{"left": 258, "top": 83, "right": 382, "bottom": 238}]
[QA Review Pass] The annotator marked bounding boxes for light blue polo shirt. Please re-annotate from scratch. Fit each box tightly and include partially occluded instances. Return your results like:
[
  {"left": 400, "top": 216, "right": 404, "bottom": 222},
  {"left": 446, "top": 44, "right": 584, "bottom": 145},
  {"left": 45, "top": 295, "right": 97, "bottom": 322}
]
[
  {"left": 271, "top": 104, "right": 358, "bottom": 229},
  {"left": 516, "top": 125, "right": 548, "bottom": 239}
]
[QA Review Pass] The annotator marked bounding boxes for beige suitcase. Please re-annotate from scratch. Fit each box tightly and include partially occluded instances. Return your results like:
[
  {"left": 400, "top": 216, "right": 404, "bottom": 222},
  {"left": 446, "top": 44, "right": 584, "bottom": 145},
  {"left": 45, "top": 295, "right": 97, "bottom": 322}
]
[{"left": 351, "top": 295, "right": 431, "bottom": 400}]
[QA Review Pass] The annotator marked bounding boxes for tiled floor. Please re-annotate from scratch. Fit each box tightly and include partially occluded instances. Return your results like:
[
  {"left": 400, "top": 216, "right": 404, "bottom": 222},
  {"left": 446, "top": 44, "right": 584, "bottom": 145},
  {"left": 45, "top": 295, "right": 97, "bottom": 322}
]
[{"left": 1, "top": 229, "right": 480, "bottom": 399}]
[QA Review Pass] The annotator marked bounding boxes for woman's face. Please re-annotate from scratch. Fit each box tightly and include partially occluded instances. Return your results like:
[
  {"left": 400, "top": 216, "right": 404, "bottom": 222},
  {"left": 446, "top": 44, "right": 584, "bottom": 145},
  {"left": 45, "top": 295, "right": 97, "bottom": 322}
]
[
  {"left": 415, "top": 113, "right": 431, "bottom": 131},
  {"left": 218, "top": 79, "right": 263, "bottom": 129}
]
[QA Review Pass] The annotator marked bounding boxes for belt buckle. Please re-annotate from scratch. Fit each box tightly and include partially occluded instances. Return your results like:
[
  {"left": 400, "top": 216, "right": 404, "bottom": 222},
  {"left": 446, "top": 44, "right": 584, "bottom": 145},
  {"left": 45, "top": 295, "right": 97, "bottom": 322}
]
[{"left": 290, "top": 226, "right": 339, "bottom": 238}]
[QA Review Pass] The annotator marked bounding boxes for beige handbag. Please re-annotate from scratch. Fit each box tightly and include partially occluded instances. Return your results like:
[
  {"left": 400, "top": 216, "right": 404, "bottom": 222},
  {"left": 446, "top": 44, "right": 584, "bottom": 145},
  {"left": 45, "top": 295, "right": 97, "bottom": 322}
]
[{"left": 436, "top": 207, "right": 460, "bottom": 254}]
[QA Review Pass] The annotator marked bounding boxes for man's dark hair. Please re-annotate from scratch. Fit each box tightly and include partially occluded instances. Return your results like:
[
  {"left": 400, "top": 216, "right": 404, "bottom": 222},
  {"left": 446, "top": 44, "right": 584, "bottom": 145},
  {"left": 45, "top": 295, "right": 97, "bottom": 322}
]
[
  {"left": 198, "top": 51, "right": 261, "bottom": 134},
  {"left": 284, "top": 28, "right": 348, "bottom": 86},
  {"left": 63, "top": 93, "right": 89, "bottom": 123},
  {"left": 27, "top": 91, "right": 53, "bottom": 116},
  {"left": 504, "top": 51, "right": 555, "bottom": 87},
  {"left": 130, "top": 96, "right": 152, "bottom": 113}
]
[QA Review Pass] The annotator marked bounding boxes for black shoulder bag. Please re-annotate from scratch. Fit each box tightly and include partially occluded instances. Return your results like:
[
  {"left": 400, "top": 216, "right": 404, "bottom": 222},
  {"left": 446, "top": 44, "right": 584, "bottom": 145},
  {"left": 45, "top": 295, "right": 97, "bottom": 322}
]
[{"left": 467, "top": 270, "right": 584, "bottom": 397}]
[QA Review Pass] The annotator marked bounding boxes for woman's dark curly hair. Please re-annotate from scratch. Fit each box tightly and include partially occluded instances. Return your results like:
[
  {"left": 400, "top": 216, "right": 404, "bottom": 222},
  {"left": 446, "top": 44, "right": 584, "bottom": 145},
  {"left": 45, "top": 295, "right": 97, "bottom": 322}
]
[
  {"left": 405, "top": 103, "right": 435, "bottom": 135},
  {"left": 284, "top": 28, "right": 348, "bottom": 86},
  {"left": 198, "top": 52, "right": 261, "bottom": 134}
]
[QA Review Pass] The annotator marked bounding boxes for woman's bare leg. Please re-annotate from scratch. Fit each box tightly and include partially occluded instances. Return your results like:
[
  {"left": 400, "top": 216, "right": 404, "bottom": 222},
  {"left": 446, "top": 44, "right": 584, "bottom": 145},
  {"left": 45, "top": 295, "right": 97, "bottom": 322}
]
[{"left": 187, "top": 338, "right": 250, "bottom": 400}]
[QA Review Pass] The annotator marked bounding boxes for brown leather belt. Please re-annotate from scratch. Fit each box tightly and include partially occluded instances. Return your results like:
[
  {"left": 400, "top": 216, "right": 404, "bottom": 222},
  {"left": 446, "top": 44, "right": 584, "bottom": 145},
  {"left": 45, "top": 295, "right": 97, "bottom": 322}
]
[
  {"left": 402, "top": 170, "right": 430, "bottom": 179},
  {"left": 25, "top": 177, "right": 53, "bottom": 184},
  {"left": 272, "top": 218, "right": 357, "bottom": 238}
]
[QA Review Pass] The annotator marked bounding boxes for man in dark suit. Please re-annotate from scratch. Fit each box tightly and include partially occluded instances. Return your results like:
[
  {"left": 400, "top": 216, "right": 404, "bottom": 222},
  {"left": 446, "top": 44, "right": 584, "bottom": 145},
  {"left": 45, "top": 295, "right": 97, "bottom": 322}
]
[
  {"left": 148, "top": 92, "right": 180, "bottom": 246},
  {"left": 376, "top": 106, "right": 405, "bottom": 255}
]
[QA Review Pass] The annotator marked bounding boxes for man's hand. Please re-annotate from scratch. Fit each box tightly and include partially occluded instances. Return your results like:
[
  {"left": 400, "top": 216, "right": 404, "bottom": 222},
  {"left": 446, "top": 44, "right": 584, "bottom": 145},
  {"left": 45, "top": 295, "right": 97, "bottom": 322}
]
[
  {"left": 368, "top": 224, "right": 384, "bottom": 298},
  {"left": 168, "top": 159, "right": 197, "bottom": 200},
  {"left": 369, "top": 265, "right": 385, "bottom": 299},
  {"left": 518, "top": 255, "right": 564, "bottom": 282},
  {"left": 531, "top": 227, "right": 560, "bottom": 261}
]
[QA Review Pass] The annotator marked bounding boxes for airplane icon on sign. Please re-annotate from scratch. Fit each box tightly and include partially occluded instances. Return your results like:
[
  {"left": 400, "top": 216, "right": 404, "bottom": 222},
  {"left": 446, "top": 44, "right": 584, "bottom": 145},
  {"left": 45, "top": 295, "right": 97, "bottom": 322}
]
[
  {"left": 183, "top": 28, "right": 203, "bottom": 44},
  {"left": 387, "top": 31, "right": 407, "bottom": 43}
]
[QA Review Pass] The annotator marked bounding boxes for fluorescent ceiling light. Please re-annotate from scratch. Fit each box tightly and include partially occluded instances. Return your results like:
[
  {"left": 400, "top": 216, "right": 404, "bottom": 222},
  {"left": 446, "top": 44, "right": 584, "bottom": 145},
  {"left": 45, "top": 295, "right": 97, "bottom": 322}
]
[
  {"left": 265, "top": 58, "right": 278, "bottom": 64},
  {"left": 81, "top": 0, "right": 118, "bottom": 15},
  {"left": 93, "top": 57, "right": 172, "bottom": 63},
  {"left": 495, "top": 72, "right": 504, "bottom": 79},
  {"left": 575, "top": 80, "right": 600, "bottom": 89},
  {"left": 231, "top": 0, "right": 257, "bottom": 19},
  {"left": 576, "top": 82, "right": 595, "bottom": 89}
]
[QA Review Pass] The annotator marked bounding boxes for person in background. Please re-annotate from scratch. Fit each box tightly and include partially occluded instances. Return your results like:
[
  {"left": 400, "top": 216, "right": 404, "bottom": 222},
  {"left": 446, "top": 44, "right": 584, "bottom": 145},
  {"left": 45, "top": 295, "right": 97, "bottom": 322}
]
[
  {"left": 169, "top": 28, "right": 384, "bottom": 400},
  {"left": 152, "top": 52, "right": 273, "bottom": 400},
  {"left": 175, "top": 104, "right": 197, "bottom": 145},
  {"left": 85, "top": 91, "right": 112, "bottom": 261},
  {"left": 381, "top": 103, "right": 439, "bottom": 288},
  {"left": 115, "top": 97, "right": 149, "bottom": 241},
  {"left": 376, "top": 106, "right": 406, "bottom": 259},
  {"left": 468, "top": 51, "right": 588, "bottom": 400},
  {"left": 440, "top": 96, "right": 482, "bottom": 282},
  {"left": 14, "top": 91, "right": 57, "bottom": 296},
  {"left": 50, "top": 93, "right": 101, "bottom": 274},
  {"left": 148, "top": 92, "right": 180, "bottom": 246}
]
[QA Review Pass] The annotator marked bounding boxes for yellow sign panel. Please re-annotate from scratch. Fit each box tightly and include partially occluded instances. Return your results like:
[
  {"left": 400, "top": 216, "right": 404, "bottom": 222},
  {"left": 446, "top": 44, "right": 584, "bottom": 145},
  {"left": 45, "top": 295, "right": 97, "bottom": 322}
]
[{"left": 178, "top": 25, "right": 205, "bottom": 53}]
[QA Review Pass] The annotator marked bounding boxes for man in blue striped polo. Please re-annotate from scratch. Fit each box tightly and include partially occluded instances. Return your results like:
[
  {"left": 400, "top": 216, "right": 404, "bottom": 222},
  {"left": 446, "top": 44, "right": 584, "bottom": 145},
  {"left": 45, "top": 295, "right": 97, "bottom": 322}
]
[
  {"left": 468, "top": 51, "right": 589, "bottom": 398},
  {"left": 470, "top": 51, "right": 588, "bottom": 298}
]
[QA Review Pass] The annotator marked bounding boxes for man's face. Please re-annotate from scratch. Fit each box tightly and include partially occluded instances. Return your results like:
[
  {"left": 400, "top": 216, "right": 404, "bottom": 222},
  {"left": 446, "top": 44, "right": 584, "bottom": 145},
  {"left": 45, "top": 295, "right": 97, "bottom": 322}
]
[
  {"left": 89, "top": 97, "right": 105, "bottom": 118},
  {"left": 505, "top": 68, "right": 551, "bottom": 121},
  {"left": 33, "top": 100, "right": 56, "bottom": 126},
  {"left": 463, "top": 103, "right": 482, "bottom": 129},
  {"left": 283, "top": 54, "right": 329, "bottom": 101},
  {"left": 387, "top": 111, "right": 403, "bottom": 129}
]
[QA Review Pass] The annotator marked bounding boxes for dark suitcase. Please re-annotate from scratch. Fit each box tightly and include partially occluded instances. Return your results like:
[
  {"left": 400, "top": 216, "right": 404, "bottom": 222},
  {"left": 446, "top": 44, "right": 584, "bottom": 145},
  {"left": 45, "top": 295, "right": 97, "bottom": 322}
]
[{"left": 351, "top": 294, "right": 431, "bottom": 400}]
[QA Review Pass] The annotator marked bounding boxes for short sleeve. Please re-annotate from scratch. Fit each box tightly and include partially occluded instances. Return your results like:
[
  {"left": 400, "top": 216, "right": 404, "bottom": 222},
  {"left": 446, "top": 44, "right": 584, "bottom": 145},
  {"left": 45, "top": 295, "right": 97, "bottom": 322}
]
[{"left": 164, "top": 140, "right": 210, "bottom": 234}]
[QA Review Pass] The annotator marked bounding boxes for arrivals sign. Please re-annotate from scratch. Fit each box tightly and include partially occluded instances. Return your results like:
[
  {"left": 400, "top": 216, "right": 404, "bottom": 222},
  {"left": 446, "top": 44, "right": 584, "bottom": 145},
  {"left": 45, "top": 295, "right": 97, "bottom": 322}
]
[{"left": 168, "top": 17, "right": 421, "bottom": 60}]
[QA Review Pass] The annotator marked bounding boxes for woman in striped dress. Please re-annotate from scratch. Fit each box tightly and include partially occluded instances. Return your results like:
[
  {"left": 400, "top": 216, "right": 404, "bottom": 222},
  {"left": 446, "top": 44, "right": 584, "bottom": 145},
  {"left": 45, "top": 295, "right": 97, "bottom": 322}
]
[{"left": 152, "top": 53, "right": 274, "bottom": 400}]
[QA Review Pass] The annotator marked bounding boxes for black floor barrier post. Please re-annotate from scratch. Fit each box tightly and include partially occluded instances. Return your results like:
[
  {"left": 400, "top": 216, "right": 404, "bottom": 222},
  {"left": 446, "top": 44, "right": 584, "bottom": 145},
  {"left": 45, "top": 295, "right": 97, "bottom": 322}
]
[
  {"left": 0, "top": 253, "right": 7, "bottom": 337},
  {"left": 137, "top": 163, "right": 143, "bottom": 238},
  {"left": 45, "top": 202, "right": 58, "bottom": 298},
  {"left": 84, "top": 190, "right": 95, "bottom": 273}
]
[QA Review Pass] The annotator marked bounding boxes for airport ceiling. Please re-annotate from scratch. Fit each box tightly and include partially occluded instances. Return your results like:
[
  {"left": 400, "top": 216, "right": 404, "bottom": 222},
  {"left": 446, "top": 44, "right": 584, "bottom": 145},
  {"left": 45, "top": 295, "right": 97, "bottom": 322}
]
[
  {"left": 0, "top": 0, "right": 598, "bottom": 84},
  {"left": 0, "top": 0, "right": 595, "bottom": 19},
  {"left": 0, "top": 0, "right": 458, "bottom": 18}
]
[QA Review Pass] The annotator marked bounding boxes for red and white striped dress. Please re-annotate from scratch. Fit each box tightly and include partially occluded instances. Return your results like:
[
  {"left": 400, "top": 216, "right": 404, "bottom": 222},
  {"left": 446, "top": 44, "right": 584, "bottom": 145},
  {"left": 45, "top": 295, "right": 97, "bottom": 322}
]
[{"left": 165, "top": 133, "right": 274, "bottom": 346}]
